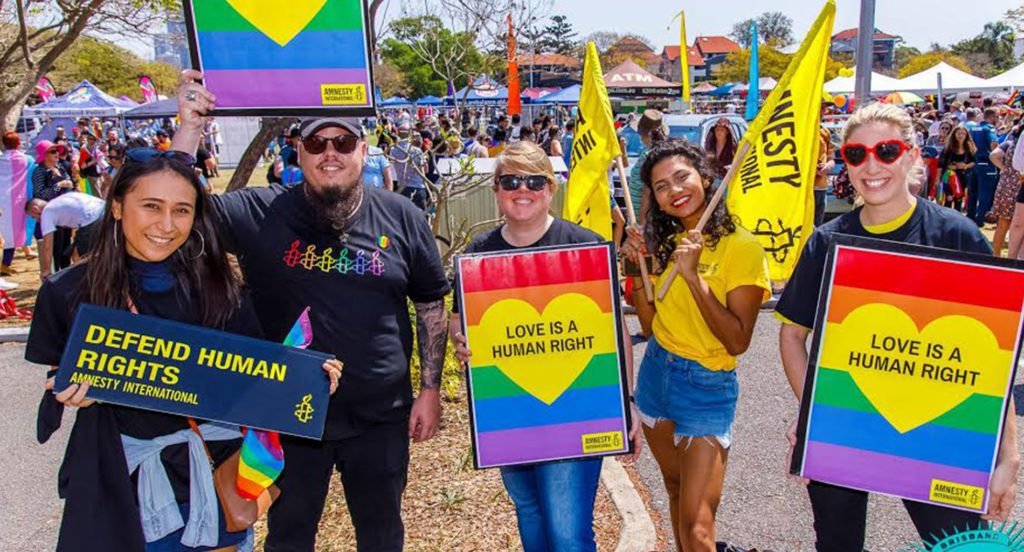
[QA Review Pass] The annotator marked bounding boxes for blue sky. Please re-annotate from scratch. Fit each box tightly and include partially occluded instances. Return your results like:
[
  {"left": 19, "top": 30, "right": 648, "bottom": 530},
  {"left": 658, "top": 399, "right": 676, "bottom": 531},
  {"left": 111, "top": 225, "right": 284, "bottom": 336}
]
[{"left": 543, "top": 0, "right": 1013, "bottom": 52}]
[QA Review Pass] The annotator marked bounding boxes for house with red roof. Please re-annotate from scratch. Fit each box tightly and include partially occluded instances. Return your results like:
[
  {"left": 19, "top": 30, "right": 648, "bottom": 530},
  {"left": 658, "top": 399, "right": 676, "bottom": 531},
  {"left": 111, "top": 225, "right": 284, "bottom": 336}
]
[
  {"left": 830, "top": 28, "right": 902, "bottom": 70},
  {"left": 692, "top": 36, "right": 741, "bottom": 79},
  {"left": 656, "top": 44, "right": 706, "bottom": 83}
]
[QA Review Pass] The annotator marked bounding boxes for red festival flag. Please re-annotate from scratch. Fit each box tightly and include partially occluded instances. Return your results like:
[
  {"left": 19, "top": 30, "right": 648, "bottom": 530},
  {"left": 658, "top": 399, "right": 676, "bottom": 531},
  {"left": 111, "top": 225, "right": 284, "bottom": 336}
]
[{"left": 507, "top": 15, "right": 521, "bottom": 116}]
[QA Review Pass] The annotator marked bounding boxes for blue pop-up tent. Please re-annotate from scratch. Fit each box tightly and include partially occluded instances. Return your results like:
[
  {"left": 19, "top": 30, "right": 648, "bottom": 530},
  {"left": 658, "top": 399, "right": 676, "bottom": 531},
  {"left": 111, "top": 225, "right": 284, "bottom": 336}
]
[
  {"left": 415, "top": 95, "right": 444, "bottom": 106},
  {"left": 380, "top": 96, "right": 411, "bottom": 107},
  {"left": 23, "top": 80, "right": 137, "bottom": 118},
  {"left": 708, "top": 83, "right": 739, "bottom": 96},
  {"left": 537, "top": 84, "right": 580, "bottom": 105}
]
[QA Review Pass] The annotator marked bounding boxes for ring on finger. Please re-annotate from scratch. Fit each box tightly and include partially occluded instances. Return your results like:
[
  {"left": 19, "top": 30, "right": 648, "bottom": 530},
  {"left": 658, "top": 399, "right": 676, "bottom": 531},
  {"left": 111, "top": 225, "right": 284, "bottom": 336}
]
[{"left": 185, "top": 90, "right": 198, "bottom": 102}]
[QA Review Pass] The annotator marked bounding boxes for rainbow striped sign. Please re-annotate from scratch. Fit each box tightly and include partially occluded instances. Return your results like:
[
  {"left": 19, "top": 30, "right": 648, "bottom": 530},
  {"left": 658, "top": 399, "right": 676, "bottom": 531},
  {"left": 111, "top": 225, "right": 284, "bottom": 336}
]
[
  {"left": 792, "top": 235, "right": 1024, "bottom": 513},
  {"left": 183, "top": 0, "right": 375, "bottom": 115},
  {"left": 457, "top": 243, "right": 632, "bottom": 468}
]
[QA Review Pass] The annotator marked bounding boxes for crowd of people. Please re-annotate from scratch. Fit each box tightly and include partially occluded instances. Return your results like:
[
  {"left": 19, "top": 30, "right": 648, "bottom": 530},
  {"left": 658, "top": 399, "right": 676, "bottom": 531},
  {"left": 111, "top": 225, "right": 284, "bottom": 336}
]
[
  {"left": 0, "top": 115, "right": 224, "bottom": 294},
  {"left": 7, "top": 66, "right": 1022, "bottom": 552}
]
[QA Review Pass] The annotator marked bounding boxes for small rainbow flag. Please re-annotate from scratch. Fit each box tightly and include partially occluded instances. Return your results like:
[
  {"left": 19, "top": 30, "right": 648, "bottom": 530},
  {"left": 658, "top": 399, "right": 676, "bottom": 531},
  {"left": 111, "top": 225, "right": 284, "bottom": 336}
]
[
  {"left": 1009, "top": 88, "right": 1021, "bottom": 107},
  {"left": 237, "top": 306, "right": 313, "bottom": 498}
]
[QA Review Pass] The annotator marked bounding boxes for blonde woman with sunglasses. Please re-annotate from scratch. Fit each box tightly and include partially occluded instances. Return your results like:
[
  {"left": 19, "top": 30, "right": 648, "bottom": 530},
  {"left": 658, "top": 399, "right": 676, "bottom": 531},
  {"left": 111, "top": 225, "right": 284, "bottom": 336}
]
[{"left": 776, "top": 103, "right": 1019, "bottom": 549}]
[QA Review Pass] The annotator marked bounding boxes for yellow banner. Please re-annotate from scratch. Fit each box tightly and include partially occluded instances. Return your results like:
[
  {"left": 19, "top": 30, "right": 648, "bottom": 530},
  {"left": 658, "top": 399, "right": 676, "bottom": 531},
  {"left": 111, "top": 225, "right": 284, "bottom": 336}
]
[
  {"left": 679, "top": 10, "right": 690, "bottom": 104},
  {"left": 725, "top": 0, "right": 835, "bottom": 282},
  {"left": 564, "top": 42, "right": 620, "bottom": 240}
]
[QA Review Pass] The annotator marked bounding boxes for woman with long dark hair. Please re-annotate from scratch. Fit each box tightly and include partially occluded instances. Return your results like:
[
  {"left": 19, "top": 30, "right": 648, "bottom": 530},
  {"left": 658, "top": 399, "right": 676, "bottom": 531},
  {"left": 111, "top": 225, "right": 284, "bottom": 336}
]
[
  {"left": 26, "top": 150, "right": 342, "bottom": 551},
  {"left": 702, "top": 118, "right": 737, "bottom": 181},
  {"left": 621, "top": 139, "right": 770, "bottom": 551},
  {"left": 938, "top": 125, "right": 976, "bottom": 211}
]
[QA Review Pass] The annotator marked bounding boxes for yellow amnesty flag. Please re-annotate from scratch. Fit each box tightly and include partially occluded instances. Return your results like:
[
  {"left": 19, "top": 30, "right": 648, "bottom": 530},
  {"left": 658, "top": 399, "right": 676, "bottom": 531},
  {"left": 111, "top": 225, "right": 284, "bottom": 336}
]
[
  {"left": 564, "top": 42, "right": 620, "bottom": 240},
  {"left": 725, "top": 0, "right": 835, "bottom": 282},
  {"left": 679, "top": 10, "right": 690, "bottom": 104}
]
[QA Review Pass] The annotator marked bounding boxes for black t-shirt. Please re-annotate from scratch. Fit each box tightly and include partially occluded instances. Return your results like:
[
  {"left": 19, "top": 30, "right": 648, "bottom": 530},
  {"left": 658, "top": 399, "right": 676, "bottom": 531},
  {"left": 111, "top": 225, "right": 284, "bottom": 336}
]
[
  {"left": 452, "top": 219, "right": 603, "bottom": 314},
  {"left": 195, "top": 147, "right": 212, "bottom": 178},
  {"left": 776, "top": 200, "right": 992, "bottom": 329},
  {"left": 210, "top": 184, "right": 451, "bottom": 439},
  {"left": 25, "top": 263, "right": 264, "bottom": 502}
]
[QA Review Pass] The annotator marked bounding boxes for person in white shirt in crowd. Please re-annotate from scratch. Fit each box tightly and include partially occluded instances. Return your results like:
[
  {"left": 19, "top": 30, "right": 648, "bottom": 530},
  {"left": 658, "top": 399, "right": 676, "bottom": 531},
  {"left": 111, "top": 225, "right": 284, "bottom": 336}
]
[{"left": 25, "top": 191, "right": 105, "bottom": 279}]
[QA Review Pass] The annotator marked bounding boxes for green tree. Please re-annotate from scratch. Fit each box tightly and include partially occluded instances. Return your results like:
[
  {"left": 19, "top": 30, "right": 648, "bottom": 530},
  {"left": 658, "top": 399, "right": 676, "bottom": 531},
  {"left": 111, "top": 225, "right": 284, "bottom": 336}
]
[
  {"left": 716, "top": 45, "right": 845, "bottom": 84},
  {"left": 1007, "top": 5, "right": 1024, "bottom": 33},
  {"left": 538, "top": 15, "right": 578, "bottom": 55},
  {"left": 387, "top": 16, "right": 497, "bottom": 105},
  {"left": 0, "top": 0, "right": 177, "bottom": 128},
  {"left": 48, "top": 36, "right": 177, "bottom": 101},
  {"left": 897, "top": 52, "right": 972, "bottom": 78},
  {"left": 730, "top": 12, "right": 794, "bottom": 49},
  {"left": 893, "top": 45, "right": 921, "bottom": 72}
]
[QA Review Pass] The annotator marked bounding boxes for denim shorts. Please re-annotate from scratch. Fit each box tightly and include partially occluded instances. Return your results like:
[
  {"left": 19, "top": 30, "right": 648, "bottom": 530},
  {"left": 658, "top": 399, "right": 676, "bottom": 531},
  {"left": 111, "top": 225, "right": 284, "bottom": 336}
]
[{"left": 635, "top": 337, "right": 739, "bottom": 447}]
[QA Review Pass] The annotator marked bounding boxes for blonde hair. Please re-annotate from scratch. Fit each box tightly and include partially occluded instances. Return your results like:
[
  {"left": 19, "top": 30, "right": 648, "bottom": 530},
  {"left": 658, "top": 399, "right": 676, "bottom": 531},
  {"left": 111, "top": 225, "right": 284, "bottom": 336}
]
[
  {"left": 842, "top": 102, "right": 924, "bottom": 190},
  {"left": 494, "top": 141, "right": 557, "bottom": 187},
  {"left": 841, "top": 102, "right": 915, "bottom": 146}
]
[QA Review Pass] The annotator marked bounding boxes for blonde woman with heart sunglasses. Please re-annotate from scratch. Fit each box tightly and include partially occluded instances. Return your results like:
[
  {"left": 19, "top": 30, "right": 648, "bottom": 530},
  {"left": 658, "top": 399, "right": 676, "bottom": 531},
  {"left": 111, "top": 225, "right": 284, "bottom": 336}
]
[{"left": 777, "top": 102, "right": 1019, "bottom": 548}]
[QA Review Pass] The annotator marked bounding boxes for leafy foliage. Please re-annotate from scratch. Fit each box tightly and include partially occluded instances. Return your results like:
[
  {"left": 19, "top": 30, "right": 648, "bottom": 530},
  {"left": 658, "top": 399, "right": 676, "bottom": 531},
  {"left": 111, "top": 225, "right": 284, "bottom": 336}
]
[
  {"left": 49, "top": 36, "right": 178, "bottom": 101},
  {"left": 897, "top": 51, "right": 972, "bottom": 78},
  {"left": 730, "top": 12, "right": 795, "bottom": 49},
  {"left": 538, "top": 15, "right": 578, "bottom": 55}
]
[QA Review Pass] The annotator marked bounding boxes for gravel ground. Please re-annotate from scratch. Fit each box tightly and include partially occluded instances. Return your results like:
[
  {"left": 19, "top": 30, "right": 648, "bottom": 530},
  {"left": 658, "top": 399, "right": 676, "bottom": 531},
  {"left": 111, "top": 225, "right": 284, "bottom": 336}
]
[{"left": 629, "top": 313, "right": 1024, "bottom": 551}]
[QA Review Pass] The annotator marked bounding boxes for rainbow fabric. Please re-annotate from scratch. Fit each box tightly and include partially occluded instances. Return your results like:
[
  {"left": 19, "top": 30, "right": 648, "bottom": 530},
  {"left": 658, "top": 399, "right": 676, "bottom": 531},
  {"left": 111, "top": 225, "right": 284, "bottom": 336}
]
[
  {"left": 236, "top": 307, "right": 313, "bottom": 498},
  {"left": 801, "top": 245, "right": 1024, "bottom": 512},
  {"left": 189, "top": 0, "right": 373, "bottom": 110},
  {"left": 0, "top": 150, "right": 31, "bottom": 249},
  {"left": 460, "top": 245, "right": 629, "bottom": 468}
]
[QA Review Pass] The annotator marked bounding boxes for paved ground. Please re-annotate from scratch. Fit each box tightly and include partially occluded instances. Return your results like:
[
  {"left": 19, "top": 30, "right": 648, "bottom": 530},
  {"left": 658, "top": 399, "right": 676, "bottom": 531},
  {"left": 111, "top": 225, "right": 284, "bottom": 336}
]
[
  {"left": 0, "top": 343, "right": 67, "bottom": 551},
  {"left": 4, "top": 314, "right": 1023, "bottom": 551},
  {"left": 629, "top": 313, "right": 1024, "bottom": 551}
]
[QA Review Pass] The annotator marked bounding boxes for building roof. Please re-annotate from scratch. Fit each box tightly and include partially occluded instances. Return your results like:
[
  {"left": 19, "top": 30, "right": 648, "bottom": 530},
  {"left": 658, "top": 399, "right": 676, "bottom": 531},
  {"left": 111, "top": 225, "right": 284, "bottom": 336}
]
[
  {"left": 832, "top": 28, "right": 898, "bottom": 41},
  {"left": 518, "top": 52, "right": 581, "bottom": 68},
  {"left": 694, "top": 36, "right": 740, "bottom": 56},
  {"left": 608, "top": 36, "right": 659, "bottom": 64},
  {"left": 661, "top": 45, "right": 705, "bottom": 66}
]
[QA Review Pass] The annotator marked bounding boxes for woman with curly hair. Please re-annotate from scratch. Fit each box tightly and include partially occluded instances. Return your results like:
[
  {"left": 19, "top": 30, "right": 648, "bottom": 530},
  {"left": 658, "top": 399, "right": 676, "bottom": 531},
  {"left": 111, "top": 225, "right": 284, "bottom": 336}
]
[{"left": 621, "top": 139, "right": 770, "bottom": 551}]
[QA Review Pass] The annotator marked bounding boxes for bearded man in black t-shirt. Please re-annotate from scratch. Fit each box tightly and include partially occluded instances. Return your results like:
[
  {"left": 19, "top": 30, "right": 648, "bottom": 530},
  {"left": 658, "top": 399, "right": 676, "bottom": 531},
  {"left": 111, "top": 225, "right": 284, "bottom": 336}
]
[{"left": 171, "top": 70, "right": 451, "bottom": 552}]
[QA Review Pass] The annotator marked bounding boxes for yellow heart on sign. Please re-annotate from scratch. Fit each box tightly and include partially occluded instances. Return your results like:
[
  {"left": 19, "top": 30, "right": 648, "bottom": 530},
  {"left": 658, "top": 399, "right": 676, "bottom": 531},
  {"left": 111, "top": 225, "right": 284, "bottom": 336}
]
[
  {"left": 226, "top": 0, "right": 327, "bottom": 47},
  {"left": 819, "top": 303, "right": 1010, "bottom": 434},
  {"left": 470, "top": 293, "right": 617, "bottom": 405}
]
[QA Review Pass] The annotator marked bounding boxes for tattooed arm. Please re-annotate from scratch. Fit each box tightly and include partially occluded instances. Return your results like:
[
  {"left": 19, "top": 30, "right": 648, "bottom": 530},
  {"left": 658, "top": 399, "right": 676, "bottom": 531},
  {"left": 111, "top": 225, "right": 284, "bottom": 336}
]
[
  {"left": 409, "top": 298, "right": 448, "bottom": 442},
  {"left": 414, "top": 299, "right": 448, "bottom": 389}
]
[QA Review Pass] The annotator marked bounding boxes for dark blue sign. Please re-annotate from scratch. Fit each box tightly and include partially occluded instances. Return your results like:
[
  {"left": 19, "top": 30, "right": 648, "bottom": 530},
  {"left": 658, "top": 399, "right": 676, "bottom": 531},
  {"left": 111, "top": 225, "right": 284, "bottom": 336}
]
[{"left": 55, "top": 304, "right": 332, "bottom": 439}]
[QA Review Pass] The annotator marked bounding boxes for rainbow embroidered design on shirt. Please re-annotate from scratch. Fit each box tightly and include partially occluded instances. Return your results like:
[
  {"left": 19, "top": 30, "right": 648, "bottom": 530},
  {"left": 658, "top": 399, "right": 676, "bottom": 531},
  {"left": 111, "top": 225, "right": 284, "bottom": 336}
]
[{"left": 282, "top": 240, "right": 385, "bottom": 276}]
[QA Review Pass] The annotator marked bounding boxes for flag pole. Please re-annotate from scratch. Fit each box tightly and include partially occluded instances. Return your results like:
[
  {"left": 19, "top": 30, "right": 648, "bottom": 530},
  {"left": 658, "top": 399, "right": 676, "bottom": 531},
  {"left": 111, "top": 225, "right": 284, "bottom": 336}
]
[
  {"left": 657, "top": 141, "right": 752, "bottom": 300},
  {"left": 616, "top": 157, "right": 654, "bottom": 303}
]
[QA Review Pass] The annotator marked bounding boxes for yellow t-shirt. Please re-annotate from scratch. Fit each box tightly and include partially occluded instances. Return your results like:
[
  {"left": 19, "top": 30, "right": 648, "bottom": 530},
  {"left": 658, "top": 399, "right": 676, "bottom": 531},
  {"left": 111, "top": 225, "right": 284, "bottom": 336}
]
[{"left": 652, "top": 226, "right": 772, "bottom": 371}]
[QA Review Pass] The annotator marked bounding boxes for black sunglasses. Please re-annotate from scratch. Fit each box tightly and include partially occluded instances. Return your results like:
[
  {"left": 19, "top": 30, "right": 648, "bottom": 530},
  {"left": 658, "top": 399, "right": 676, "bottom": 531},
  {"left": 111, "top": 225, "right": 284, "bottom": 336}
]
[
  {"left": 125, "top": 148, "right": 196, "bottom": 166},
  {"left": 302, "top": 134, "right": 360, "bottom": 155},
  {"left": 498, "top": 174, "right": 549, "bottom": 192}
]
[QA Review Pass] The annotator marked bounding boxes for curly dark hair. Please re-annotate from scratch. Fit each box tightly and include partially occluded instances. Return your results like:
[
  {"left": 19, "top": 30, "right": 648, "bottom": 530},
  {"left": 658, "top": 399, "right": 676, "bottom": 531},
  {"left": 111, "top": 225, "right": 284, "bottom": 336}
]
[{"left": 641, "top": 138, "right": 737, "bottom": 271}]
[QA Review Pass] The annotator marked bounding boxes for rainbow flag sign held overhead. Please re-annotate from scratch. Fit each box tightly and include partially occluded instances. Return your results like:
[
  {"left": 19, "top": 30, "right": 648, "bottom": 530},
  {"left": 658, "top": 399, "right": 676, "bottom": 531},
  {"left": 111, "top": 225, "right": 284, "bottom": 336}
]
[
  {"left": 457, "top": 244, "right": 632, "bottom": 468},
  {"left": 183, "top": 0, "right": 375, "bottom": 115},
  {"left": 792, "top": 236, "right": 1024, "bottom": 513}
]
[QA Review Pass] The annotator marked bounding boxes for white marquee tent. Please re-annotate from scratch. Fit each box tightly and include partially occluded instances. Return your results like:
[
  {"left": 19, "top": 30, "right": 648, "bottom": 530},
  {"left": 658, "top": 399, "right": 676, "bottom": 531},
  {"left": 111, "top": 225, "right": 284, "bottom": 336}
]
[
  {"left": 823, "top": 69, "right": 903, "bottom": 94},
  {"left": 984, "top": 61, "right": 1024, "bottom": 89},
  {"left": 894, "top": 62, "right": 995, "bottom": 93}
]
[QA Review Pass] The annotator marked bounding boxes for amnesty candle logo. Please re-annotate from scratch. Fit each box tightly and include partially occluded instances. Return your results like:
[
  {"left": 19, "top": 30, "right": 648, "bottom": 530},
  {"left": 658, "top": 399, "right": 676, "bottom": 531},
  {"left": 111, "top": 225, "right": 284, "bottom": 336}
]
[{"left": 294, "top": 394, "right": 314, "bottom": 423}]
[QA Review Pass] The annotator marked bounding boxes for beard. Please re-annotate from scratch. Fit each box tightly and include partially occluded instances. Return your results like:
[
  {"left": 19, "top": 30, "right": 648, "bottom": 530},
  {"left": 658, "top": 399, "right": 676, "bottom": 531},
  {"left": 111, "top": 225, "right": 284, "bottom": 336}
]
[{"left": 304, "top": 181, "right": 363, "bottom": 236}]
